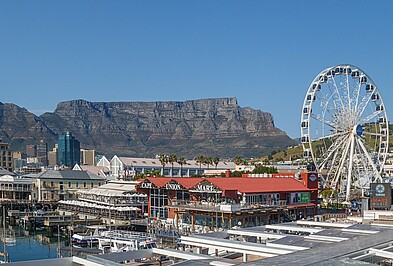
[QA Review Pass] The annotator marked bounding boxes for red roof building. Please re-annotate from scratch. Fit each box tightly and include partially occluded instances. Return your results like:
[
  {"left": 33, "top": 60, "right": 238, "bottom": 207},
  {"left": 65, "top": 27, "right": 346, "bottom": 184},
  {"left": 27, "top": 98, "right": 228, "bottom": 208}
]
[{"left": 137, "top": 172, "right": 319, "bottom": 230}]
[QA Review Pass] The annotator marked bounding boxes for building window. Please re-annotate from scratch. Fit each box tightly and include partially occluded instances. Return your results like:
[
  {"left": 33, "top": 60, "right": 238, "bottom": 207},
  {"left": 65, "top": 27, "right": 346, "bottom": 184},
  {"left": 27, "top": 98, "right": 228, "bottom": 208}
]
[
  {"left": 83, "top": 182, "right": 87, "bottom": 188},
  {"left": 76, "top": 182, "right": 79, "bottom": 188},
  {"left": 69, "top": 194, "right": 72, "bottom": 199},
  {"left": 51, "top": 181, "right": 54, "bottom": 187},
  {"left": 150, "top": 189, "right": 169, "bottom": 219},
  {"left": 68, "top": 182, "right": 72, "bottom": 188},
  {"left": 91, "top": 182, "right": 94, "bottom": 188}
]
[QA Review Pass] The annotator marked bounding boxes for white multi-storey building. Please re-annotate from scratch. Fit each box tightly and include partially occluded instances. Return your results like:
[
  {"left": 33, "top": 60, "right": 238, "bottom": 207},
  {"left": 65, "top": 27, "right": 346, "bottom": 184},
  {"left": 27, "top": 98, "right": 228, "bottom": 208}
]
[{"left": 97, "top": 156, "right": 235, "bottom": 178}]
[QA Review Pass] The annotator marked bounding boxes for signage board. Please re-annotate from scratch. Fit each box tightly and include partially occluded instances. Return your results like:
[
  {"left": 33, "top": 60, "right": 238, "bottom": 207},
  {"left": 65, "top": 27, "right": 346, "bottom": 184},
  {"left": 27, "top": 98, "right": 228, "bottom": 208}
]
[
  {"left": 300, "top": 192, "right": 310, "bottom": 203},
  {"left": 196, "top": 184, "right": 216, "bottom": 192},
  {"left": 190, "top": 181, "right": 220, "bottom": 193},
  {"left": 290, "top": 192, "right": 311, "bottom": 204},
  {"left": 370, "top": 183, "right": 392, "bottom": 209},
  {"left": 165, "top": 182, "right": 182, "bottom": 190},
  {"left": 140, "top": 182, "right": 153, "bottom": 189}
]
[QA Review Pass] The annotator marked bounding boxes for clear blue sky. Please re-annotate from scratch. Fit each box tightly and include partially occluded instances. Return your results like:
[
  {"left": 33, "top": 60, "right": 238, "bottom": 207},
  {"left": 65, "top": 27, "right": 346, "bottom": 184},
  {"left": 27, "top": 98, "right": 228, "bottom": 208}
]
[{"left": 1, "top": 1, "right": 393, "bottom": 138}]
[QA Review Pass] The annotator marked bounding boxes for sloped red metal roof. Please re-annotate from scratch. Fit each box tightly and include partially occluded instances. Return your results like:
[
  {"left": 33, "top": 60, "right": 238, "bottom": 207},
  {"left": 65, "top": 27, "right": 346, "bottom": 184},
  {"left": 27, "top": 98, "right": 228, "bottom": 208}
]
[
  {"left": 146, "top": 176, "right": 312, "bottom": 193},
  {"left": 146, "top": 177, "right": 171, "bottom": 187},
  {"left": 206, "top": 177, "right": 311, "bottom": 193},
  {"left": 146, "top": 177, "right": 202, "bottom": 189},
  {"left": 171, "top": 177, "right": 204, "bottom": 188}
]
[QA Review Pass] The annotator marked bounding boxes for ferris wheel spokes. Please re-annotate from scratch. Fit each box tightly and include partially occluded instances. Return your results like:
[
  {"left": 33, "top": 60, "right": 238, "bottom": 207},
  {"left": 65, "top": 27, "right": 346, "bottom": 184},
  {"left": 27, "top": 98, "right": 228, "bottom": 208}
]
[{"left": 301, "top": 64, "right": 388, "bottom": 202}]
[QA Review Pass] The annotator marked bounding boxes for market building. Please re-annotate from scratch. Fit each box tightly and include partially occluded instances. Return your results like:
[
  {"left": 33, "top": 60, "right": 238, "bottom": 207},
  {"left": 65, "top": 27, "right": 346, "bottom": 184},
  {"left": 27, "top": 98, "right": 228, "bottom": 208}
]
[
  {"left": 58, "top": 180, "right": 146, "bottom": 225},
  {"left": 137, "top": 172, "right": 319, "bottom": 230}
]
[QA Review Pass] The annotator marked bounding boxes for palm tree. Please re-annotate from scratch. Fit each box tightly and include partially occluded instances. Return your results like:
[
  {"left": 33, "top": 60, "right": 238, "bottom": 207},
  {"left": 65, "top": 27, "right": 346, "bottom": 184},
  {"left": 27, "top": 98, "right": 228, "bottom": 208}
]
[
  {"left": 195, "top": 155, "right": 205, "bottom": 170},
  {"left": 205, "top": 156, "right": 213, "bottom": 170},
  {"left": 177, "top": 156, "right": 186, "bottom": 177},
  {"left": 168, "top": 154, "right": 177, "bottom": 176},
  {"left": 213, "top": 157, "right": 219, "bottom": 169},
  {"left": 233, "top": 156, "right": 242, "bottom": 165},
  {"left": 159, "top": 154, "right": 168, "bottom": 176}
]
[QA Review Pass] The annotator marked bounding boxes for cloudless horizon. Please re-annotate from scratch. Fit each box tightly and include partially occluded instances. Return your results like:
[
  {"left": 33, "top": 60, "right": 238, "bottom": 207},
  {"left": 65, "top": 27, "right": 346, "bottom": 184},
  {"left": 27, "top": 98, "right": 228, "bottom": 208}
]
[{"left": 1, "top": 1, "right": 393, "bottom": 138}]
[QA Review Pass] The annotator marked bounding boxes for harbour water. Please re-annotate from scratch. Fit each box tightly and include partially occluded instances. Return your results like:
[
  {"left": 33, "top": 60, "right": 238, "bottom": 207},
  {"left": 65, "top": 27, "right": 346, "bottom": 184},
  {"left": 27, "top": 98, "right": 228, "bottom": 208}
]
[{"left": 0, "top": 226, "right": 68, "bottom": 262}]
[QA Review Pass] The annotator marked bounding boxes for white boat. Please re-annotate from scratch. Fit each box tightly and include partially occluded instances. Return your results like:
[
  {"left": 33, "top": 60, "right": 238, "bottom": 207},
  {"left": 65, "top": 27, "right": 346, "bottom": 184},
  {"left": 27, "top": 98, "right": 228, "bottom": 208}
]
[
  {"left": 0, "top": 230, "right": 16, "bottom": 247},
  {"left": 98, "top": 230, "right": 156, "bottom": 253},
  {"left": 72, "top": 226, "right": 107, "bottom": 246}
]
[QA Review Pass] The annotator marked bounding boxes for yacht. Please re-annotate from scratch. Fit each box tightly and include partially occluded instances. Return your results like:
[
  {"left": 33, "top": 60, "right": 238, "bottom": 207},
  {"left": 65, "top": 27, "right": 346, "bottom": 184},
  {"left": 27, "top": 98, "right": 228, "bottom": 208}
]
[
  {"left": 98, "top": 230, "right": 156, "bottom": 253},
  {"left": 72, "top": 226, "right": 107, "bottom": 246}
]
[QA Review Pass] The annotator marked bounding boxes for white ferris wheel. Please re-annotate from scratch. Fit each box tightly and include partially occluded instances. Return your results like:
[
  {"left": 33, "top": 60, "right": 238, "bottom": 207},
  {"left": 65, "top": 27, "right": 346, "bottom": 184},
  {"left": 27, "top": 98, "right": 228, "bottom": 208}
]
[{"left": 301, "top": 64, "right": 389, "bottom": 202}]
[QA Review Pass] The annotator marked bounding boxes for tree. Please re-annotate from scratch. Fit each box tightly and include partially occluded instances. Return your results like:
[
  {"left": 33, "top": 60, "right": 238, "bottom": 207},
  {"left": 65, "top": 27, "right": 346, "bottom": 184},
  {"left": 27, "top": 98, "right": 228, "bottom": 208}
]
[
  {"left": 168, "top": 154, "right": 177, "bottom": 176},
  {"left": 233, "top": 156, "right": 242, "bottom": 165},
  {"left": 213, "top": 157, "right": 220, "bottom": 169},
  {"left": 204, "top": 156, "right": 213, "bottom": 170},
  {"left": 195, "top": 155, "right": 205, "bottom": 170},
  {"left": 177, "top": 156, "right": 186, "bottom": 177},
  {"left": 159, "top": 154, "right": 168, "bottom": 176},
  {"left": 252, "top": 164, "right": 277, "bottom": 174}
]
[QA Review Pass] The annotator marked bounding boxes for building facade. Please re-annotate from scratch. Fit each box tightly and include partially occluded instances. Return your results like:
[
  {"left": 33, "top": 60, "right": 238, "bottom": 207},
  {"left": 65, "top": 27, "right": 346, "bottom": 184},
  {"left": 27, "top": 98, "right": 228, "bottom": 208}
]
[
  {"left": 80, "top": 149, "right": 95, "bottom": 165},
  {"left": 57, "top": 132, "right": 80, "bottom": 167},
  {"left": 0, "top": 168, "right": 33, "bottom": 204},
  {"left": 58, "top": 180, "right": 146, "bottom": 224},
  {"left": 0, "top": 140, "right": 13, "bottom": 172},
  {"left": 33, "top": 169, "right": 106, "bottom": 203},
  {"left": 97, "top": 156, "right": 236, "bottom": 178},
  {"left": 137, "top": 172, "right": 319, "bottom": 230},
  {"left": 0, "top": 174, "right": 33, "bottom": 203},
  {"left": 26, "top": 142, "right": 48, "bottom": 167},
  {"left": 48, "top": 144, "right": 58, "bottom": 167}
]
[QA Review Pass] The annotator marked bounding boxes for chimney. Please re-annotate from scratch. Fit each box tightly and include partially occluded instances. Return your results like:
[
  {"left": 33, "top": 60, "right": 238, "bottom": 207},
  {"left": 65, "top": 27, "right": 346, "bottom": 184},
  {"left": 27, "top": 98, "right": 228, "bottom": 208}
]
[{"left": 225, "top": 170, "right": 231, "bottom": 178}]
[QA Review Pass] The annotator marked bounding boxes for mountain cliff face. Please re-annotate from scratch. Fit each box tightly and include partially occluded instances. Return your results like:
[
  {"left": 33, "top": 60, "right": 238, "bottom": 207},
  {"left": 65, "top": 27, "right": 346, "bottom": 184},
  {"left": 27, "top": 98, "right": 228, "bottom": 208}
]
[
  {"left": 1, "top": 98, "right": 296, "bottom": 157},
  {"left": 0, "top": 102, "right": 56, "bottom": 150}
]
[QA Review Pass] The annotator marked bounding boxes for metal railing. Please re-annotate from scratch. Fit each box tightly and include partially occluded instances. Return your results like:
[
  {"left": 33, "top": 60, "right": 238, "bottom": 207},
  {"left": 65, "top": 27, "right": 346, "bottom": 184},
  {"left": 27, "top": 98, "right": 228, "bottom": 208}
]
[
  {"left": 0, "top": 187, "right": 31, "bottom": 192},
  {"left": 170, "top": 199, "right": 291, "bottom": 212}
]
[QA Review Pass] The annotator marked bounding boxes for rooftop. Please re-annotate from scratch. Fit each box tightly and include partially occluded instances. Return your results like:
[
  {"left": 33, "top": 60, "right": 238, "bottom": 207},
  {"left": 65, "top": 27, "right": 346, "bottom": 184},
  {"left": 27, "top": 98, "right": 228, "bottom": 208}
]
[
  {"left": 115, "top": 156, "right": 236, "bottom": 170},
  {"left": 145, "top": 176, "right": 312, "bottom": 193},
  {"left": 0, "top": 167, "right": 15, "bottom": 176},
  {"left": 36, "top": 169, "right": 106, "bottom": 181}
]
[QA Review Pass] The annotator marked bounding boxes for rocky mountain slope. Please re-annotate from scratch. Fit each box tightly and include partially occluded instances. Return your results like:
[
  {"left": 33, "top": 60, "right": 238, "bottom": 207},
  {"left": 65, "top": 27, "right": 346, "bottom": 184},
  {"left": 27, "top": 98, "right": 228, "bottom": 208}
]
[
  {"left": 0, "top": 98, "right": 296, "bottom": 157},
  {"left": 0, "top": 102, "right": 56, "bottom": 149}
]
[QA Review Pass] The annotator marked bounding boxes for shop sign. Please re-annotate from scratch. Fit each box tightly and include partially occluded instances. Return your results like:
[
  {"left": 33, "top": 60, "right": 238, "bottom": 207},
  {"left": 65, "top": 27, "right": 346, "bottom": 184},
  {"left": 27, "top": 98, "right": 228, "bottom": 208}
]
[
  {"left": 140, "top": 182, "right": 153, "bottom": 189},
  {"left": 290, "top": 192, "right": 310, "bottom": 204},
  {"left": 300, "top": 192, "right": 310, "bottom": 203},
  {"left": 371, "top": 183, "right": 392, "bottom": 209},
  {"left": 196, "top": 184, "right": 216, "bottom": 192},
  {"left": 309, "top": 174, "right": 317, "bottom": 182},
  {"left": 165, "top": 183, "right": 182, "bottom": 190}
]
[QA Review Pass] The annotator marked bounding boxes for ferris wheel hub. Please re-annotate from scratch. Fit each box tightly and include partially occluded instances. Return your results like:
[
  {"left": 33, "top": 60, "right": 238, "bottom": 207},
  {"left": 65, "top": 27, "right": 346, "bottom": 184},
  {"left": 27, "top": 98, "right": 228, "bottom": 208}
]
[{"left": 355, "top": 125, "right": 363, "bottom": 136}]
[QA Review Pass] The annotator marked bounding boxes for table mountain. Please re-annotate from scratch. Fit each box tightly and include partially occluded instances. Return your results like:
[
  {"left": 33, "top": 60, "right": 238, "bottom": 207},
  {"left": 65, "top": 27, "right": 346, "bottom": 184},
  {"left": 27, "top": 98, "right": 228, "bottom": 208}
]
[
  {"left": 1, "top": 98, "right": 297, "bottom": 158},
  {"left": 0, "top": 102, "right": 56, "bottom": 149}
]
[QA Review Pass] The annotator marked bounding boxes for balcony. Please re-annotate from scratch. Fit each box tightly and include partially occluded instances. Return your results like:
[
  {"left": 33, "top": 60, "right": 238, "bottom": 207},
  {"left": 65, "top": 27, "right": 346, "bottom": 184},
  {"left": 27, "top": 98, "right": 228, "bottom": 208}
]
[
  {"left": 169, "top": 200, "right": 290, "bottom": 213},
  {"left": 0, "top": 186, "right": 32, "bottom": 192},
  {"left": 41, "top": 186, "right": 58, "bottom": 190}
]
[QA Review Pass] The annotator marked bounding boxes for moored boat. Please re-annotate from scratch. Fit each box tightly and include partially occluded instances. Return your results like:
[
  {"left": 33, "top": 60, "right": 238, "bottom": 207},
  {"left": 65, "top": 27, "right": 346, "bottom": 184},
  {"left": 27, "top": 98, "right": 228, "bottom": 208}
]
[
  {"left": 71, "top": 226, "right": 107, "bottom": 246},
  {"left": 98, "top": 230, "right": 156, "bottom": 253}
]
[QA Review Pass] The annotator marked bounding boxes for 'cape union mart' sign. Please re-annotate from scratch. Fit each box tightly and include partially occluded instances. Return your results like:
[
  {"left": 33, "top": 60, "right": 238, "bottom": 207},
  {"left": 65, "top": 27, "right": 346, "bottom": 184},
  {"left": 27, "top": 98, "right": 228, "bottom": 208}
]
[
  {"left": 165, "top": 183, "right": 182, "bottom": 190},
  {"left": 140, "top": 182, "right": 182, "bottom": 190},
  {"left": 140, "top": 182, "right": 153, "bottom": 189},
  {"left": 195, "top": 184, "right": 218, "bottom": 192}
]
